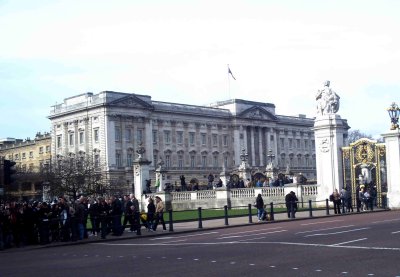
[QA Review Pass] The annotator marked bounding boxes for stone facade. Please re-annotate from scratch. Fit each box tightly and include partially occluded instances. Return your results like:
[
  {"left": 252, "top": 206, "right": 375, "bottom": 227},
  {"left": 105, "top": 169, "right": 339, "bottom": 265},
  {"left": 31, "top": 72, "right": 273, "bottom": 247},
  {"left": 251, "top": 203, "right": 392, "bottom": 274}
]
[{"left": 48, "top": 91, "right": 319, "bottom": 193}]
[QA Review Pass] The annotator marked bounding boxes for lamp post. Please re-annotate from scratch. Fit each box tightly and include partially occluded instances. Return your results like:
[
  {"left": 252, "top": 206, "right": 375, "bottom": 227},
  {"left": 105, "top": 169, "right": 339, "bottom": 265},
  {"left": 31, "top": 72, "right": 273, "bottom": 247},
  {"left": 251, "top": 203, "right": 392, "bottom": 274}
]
[{"left": 387, "top": 102, "right": 400, "bottom": 130}]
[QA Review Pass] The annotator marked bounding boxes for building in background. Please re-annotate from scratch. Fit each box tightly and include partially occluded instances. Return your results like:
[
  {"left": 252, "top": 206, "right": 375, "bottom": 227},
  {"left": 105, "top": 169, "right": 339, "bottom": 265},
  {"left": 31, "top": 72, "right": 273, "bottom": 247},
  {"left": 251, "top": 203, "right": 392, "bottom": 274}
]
[
  {"left": 0, "top": 132, "right": 51, "bottom": 200},
  {"left": 48, "top": 91, "right": 339, "bottom": 193}
]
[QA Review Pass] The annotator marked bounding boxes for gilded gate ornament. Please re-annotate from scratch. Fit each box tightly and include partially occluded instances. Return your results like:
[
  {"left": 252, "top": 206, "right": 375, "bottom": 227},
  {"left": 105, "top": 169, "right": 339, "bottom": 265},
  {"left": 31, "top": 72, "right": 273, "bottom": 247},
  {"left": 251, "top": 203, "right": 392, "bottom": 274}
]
[{"left": 355, "top": 143, "right": 374, "bottom": 163}]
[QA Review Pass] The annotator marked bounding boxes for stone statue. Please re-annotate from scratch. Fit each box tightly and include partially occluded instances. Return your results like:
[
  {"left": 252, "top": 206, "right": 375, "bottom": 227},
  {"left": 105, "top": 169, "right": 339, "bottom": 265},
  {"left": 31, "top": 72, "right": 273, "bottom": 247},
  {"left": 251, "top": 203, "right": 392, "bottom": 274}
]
[
  {"left": 136, "top": 143, "right": 145, "bottom": 159},
  {"left": 316, "top": 80, "right": 340, "bottom": 116}
]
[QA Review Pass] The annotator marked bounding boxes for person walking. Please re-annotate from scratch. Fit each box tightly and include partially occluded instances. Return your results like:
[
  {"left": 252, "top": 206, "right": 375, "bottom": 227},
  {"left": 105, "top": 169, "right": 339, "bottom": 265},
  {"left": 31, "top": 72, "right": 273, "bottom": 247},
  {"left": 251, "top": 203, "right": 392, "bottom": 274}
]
[
  {"left": 332, "top": 189, "right": 341, "bottom": 214},
  {"left": 146, "top": 198, "right": 156, "bottom": 231},
  {"left": 152, "top": 196, "right": 166, "bottom": 231},
  {"left": 255, "top": 194, "right": 265, "bottom": 222},
  {"left": 285, "top": 191, "right": 298, "bottom": 219}
]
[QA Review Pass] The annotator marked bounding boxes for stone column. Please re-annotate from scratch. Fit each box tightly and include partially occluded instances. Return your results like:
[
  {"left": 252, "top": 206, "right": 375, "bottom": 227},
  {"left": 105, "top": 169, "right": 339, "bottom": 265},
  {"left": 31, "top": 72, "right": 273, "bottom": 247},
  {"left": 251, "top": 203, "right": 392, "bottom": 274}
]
[
  {"left": 258, "top": 128, "right": 263, "bottom": 166},
  {"left": 313, "top": 114, "right": 347, "bottom": 203},
  {"left": 233, "top": 125, "right": 241, "bottom": 166},
  {"left": 250, "top": 127, "right": 255, "bottom": 166},
  {"left": 381, "top": 130, "right": 400, "bottom": 208}
]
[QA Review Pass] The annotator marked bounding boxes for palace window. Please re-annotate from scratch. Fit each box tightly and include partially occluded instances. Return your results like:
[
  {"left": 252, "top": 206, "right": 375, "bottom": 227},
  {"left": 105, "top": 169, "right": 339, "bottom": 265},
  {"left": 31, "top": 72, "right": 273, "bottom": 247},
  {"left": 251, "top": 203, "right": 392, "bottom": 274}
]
[
  {"left": 280, "top": 138, "right": 285, "bottom": 149},
  {"left": 212, "top": 134, "right": 218, "bottom": 146},
  {"left": 93, "top": 128, "right": 99, "bottom": 143},
  {"left": 115, "top": 127, "right": 121, "bottom": 141},
  {"left": 79, "top": 131, "right": 85, "bottom": 144},
  {"left": 178, "top": 155, "right": 184, "bottom": 169},
  {"left": 57, "top": 135, "right": 62, "bottom": 148},
  {"left": 201, "top": 133, "right": 206, "bottom": 146},
  {"left": 22, "top": 153, "right": 26, "bottom": 159},
  {"left": 164, "top": 130, "right": 170, "bottom": 144},
  {"left": 165, "top": 155, "right": 171, "bottom": 168},
  {"left": 152, "top": 130, "right": 158, "bottom": 144},
  {"left": 29, "top": 151, "right": 33, "bottom": 158},
  {"left": 127, "top": 153, "right": 133, "bottom": 167},
  {"left": 69, "top": 133, "right": 74, "bottom": 146},
  {"left": 288, "top": 138, "right": 293, "bottom": 149},
  {"left": 189, "top": 132, "right": 195, "bottom": 145},
  {"left": 190, "top": 155, "right": 196, "bottom": 167},
  {"left": 125, "top": 129, "right": 132, "bottom": 142},
  {"left": 223, "top": 135, "right": 228, "bottom": 147},
  {"left": 201, "top": 155, "right": 207, "bottom": 167},
  {"left": 213, "top": 156, "right": 218, "bottom": 167},
  {"left": 137, "top": 129, "right": 143, "bottom": 143},
  {"left": 177, "top": 131, "right": 183, "bottom": 144},
  {"left": 116, "top": 151, "right": 122, "bottom": 167},
  {"left": 94, "top": 154, "right": 100, "bottom": 168},
  {"left": 296, "top": 139, "right": 301, "bottom": 149}
]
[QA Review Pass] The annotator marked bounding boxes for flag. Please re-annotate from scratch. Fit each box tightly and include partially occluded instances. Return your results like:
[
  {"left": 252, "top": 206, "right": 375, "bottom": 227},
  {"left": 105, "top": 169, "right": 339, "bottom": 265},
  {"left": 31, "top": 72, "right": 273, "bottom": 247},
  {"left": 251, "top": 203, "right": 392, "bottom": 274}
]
[{"left": 228, "top": 66, "right": 236, "bottom": 80}]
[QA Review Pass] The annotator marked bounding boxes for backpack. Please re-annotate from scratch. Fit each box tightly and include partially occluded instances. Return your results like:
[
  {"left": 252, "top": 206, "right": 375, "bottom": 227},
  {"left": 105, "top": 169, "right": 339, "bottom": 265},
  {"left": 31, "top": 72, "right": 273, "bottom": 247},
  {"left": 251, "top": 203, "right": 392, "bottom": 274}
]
[{"left": 329, "top": 194, "right": 334, "bottom": 202}]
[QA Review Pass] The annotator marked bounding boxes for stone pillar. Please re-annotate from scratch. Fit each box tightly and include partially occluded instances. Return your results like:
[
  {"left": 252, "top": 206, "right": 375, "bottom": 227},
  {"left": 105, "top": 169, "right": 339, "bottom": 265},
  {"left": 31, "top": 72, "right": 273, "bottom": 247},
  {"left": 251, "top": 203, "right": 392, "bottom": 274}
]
[
  {"left": 381, "top": 131, "right": 400, "bottom": 208},
  {"left": 133, "top": 145, "right": 151, "bottom": 210},
  {"left": 313, "top": 114, "right": 347, "bottom": 202},
  {"left": 250, "top": 127, "right": 255, "bottom": 166},
  {"left": 233, "top": 125, "right": 241, "bottom": 166},
  {"left": 258, "top": 128, "right": 263, "bottom": 166}
]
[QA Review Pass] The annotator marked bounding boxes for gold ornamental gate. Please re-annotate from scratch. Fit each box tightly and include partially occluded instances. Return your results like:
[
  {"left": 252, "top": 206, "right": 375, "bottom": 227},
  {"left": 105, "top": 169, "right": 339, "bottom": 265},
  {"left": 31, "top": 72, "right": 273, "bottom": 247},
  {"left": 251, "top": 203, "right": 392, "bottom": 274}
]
[{"left": 342, "top": 138, "right": 387, "bottom": 207}]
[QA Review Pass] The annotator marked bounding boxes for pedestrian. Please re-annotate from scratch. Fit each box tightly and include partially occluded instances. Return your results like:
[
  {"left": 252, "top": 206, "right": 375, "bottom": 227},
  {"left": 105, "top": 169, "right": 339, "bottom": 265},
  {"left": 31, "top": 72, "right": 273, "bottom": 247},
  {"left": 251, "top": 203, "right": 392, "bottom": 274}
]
[
  {"left": 122, "top": 195, "right": 134, "bottom": 233},
  {"left": 130, "top": 194, "right": 141, "bottom": 235},
  {"left": 255, "top": 194, "right": 265, "bottom": 222},
  {"left": 147, "top": 198, "right": 156, "bottom": 231},
  {"left": 332, "top": 189, "right": 341, "bottom": 214},
  {"left": 110, "top": 196, "right": 123, "bottom": 236},
  {"left": 285, "top": 191, "right": 298, "bottom": 219},
  {"left": 152, "top": 196, "right": 166, "bottom": 231}
]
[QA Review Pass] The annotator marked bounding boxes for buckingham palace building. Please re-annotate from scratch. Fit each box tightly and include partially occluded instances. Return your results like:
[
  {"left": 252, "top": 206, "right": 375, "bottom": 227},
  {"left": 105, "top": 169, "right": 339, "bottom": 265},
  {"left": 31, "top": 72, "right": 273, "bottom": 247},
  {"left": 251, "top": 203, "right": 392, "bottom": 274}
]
[{"left": 48, "top": 91, "right": 328, "bottom": 192}]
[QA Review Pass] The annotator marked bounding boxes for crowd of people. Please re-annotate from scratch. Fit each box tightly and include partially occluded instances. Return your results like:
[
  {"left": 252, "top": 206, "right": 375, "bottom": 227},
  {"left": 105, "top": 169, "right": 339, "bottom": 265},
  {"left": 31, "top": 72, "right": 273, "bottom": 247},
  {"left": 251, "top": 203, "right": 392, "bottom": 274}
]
[
  {"left": 330, "top": 185, "right": 378, "bottom": 214},
  {"left": 0, "top": 194, "right": 167, "bottom": 250}
]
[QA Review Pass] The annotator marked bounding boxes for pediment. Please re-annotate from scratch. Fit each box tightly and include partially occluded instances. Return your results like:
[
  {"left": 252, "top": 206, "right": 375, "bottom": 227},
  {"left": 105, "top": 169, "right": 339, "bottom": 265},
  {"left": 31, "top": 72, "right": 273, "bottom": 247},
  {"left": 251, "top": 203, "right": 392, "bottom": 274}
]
[
  {"left": 237, "top": 106, "right": 277, "bottom": 121},
  {"left": 109, "top": 95, "right": 154, "bottom": 110}
]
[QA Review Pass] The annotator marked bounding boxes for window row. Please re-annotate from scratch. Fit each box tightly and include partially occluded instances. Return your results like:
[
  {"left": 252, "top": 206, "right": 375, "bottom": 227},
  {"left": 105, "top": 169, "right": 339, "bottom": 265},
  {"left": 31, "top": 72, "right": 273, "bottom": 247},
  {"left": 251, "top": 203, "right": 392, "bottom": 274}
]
[
  {"left": 279, "top": 138, "right": 315, "bottom": 150},
  {"left": 56, "top": 128, "right": 100, "bottom": 148},
  {"left": 8, "top": 146, "right": 51, "bottom": 161},
  {"left": 152, "top": 130, "right": 230, "bottom": 147},
  {"left": 115, "top": 151, "right": 229, "bottom": 168}
]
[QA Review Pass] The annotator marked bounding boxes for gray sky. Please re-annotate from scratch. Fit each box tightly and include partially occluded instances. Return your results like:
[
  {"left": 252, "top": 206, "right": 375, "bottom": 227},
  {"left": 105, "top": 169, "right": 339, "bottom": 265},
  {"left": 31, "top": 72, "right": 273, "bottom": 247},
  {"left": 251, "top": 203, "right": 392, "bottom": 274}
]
[{"left": 1, "top": 0, "right": 399, "bottom": 139}]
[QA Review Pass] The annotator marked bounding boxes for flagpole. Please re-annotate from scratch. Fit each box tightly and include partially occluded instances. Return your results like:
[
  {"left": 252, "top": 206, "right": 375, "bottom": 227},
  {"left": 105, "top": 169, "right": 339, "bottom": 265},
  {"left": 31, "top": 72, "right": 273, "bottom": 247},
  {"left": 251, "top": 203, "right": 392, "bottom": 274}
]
[{"left": 227, "top": 64, "right": 231, "bottom": 99}]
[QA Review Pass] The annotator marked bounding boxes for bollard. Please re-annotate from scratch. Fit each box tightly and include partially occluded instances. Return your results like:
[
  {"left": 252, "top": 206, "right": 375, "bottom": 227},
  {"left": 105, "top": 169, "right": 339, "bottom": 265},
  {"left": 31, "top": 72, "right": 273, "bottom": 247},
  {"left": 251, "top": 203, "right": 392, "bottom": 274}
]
[
  {"left": 309, "top": 199, "right": 313, "bottom": 217},
  {"left": 248, "top": 204, "right": 253, "bottom": 223},
  {"left": 224, "top": 205, "right": 229, "bottom": 226},
  {"left": 168, "top": 209, "right": 174, "bottom": 232},
  {"left": 326, "top": 199, "right": 330, "bottom": 215},
  {"left": 198, "top": 207, "right": 203, "bottom": 229},
  {"left": 270, "top": 202, "right": 274, "bottom": 221},
  {"left": 370, "top": 199, "right": 374, "bottom": 211}
]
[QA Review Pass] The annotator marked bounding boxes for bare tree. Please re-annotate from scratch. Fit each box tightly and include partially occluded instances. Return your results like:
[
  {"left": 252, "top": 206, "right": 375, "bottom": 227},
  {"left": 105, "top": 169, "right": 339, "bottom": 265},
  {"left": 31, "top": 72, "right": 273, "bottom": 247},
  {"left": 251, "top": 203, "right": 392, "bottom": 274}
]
[
  {"left": 46, "top": 154, "right": 110, "bottom": 200},
  {"left": 348, "top": 129, "right": 374, "bottom": 144}
]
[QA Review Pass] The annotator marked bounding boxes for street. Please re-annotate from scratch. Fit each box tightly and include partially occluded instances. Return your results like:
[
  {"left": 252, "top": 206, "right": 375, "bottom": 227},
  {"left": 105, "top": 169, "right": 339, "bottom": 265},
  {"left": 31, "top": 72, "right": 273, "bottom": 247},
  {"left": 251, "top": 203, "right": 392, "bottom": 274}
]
[{"left": 1, "top": 211, "right": 400, "bottom": 277}]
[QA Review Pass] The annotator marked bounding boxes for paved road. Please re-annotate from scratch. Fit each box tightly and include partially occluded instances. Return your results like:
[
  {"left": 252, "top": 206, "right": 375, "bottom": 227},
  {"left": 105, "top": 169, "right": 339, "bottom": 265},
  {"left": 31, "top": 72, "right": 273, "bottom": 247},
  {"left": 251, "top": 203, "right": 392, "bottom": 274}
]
[{"left": 1, "top": 210, "right": 400, "bottom": 277}]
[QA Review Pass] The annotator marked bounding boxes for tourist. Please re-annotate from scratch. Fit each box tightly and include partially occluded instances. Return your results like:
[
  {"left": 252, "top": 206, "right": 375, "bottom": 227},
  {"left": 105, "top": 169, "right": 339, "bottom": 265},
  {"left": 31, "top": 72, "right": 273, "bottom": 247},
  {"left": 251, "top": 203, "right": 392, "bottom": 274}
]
[
  {"left": 152, "top": 196, "right": 166, "bottom": 231},
  {"left": 255, "top": 194, "right": 265, "bottom": 222},
  {"left": 146, "top": 198, "right": 156, "bottom": 231},
  {"left": 332, "top": 189, "right": 341, "bottom": 214},
  {"left": 285, "top": 191, "right": 298, "bottom": 218}
]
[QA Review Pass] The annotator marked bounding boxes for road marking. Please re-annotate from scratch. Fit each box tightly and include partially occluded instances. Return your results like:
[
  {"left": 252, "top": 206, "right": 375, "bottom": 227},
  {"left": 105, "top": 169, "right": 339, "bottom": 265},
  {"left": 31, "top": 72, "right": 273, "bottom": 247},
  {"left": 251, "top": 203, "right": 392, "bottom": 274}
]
[
  {"left": 150, "top": 231, "right": 218, "bottom": 240},
  {"left": 296, "top": 225, "right": 355, "bottom": 234},
  {"left": 304, "top": 227, "right": 370, "bottom": 237},
  {"left": 161, "top": 239, "right": 188, "bottom": 243},
  {"left": 249, "top": 264, "right": 255, "bottom": 266},
  {"left": 218, "top": 230, "right": 287, "bottom": 239},
  {"left": 219, "top": 227, "right": 282, "bottom": 236},
  {"left": 315, "top": 269, "right": 322, "bottom": 272},
  {"left": 97, "top": 240, "right": 400, "bottom": 251},
  {"left": 301, "top": 220, "right": 343, "bottom": 226},
  {"left": 211, "top": 261, "right": 217, "bottom": 263},
  {"left": 371, "top": 218, "right": 400, "bottom": 224},
  {"left": 330, "top": 238, "right": 367, "bottom": 246},
  {"left": 391, "top": 230, "right": 400, "bottom": 234}
]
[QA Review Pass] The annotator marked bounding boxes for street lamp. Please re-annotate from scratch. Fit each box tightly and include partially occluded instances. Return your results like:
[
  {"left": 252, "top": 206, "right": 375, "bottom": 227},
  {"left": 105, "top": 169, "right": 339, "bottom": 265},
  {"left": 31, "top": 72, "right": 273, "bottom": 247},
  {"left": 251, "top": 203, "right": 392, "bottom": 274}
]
[{"left": 387, "top": 102, "right": 400, "bottom": 130}]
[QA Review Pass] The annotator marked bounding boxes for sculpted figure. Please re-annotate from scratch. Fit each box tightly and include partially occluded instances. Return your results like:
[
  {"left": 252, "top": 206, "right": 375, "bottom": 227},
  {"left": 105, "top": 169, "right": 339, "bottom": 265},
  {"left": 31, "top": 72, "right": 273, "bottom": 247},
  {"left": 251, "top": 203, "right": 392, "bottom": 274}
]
[{"left": 316, "top": 80, "right": 340, "bottom": 115}]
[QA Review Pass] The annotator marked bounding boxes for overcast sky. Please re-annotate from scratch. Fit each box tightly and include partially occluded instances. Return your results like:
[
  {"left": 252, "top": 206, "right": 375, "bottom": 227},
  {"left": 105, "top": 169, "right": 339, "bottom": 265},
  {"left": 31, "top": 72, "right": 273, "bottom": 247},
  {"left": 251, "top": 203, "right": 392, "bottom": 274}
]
[{"left": 1, "top": 0, "right": 399, "bottom": 140}]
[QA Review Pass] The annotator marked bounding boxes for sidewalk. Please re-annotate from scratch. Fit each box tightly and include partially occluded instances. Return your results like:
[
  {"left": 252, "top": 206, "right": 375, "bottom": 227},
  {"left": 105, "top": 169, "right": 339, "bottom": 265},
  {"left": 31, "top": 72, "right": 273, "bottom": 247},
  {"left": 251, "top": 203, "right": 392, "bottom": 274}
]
[{"left": 7, "top": 207, "right": 386, "bottom": 251}]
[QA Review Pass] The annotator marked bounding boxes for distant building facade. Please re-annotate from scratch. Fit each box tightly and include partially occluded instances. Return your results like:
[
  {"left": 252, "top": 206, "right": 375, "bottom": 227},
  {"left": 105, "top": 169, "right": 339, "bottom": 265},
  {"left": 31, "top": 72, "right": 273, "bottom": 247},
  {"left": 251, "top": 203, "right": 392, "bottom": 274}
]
[
  {"left": 47, "top": 91, "right": 335, "bottom": 193},
  {"left": 0, "top": 132, "right": 51, "bottom": 199}
]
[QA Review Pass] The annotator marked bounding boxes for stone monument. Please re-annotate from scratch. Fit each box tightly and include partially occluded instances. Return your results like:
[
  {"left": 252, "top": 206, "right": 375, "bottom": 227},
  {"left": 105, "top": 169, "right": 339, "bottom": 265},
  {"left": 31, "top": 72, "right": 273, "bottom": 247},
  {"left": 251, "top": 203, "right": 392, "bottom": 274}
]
[
  {"left": 313, "top": 81, "right": 348, "bottom": 202},
  {"left": 133, "top": 143, "right": 151, "bottom": 209}
]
